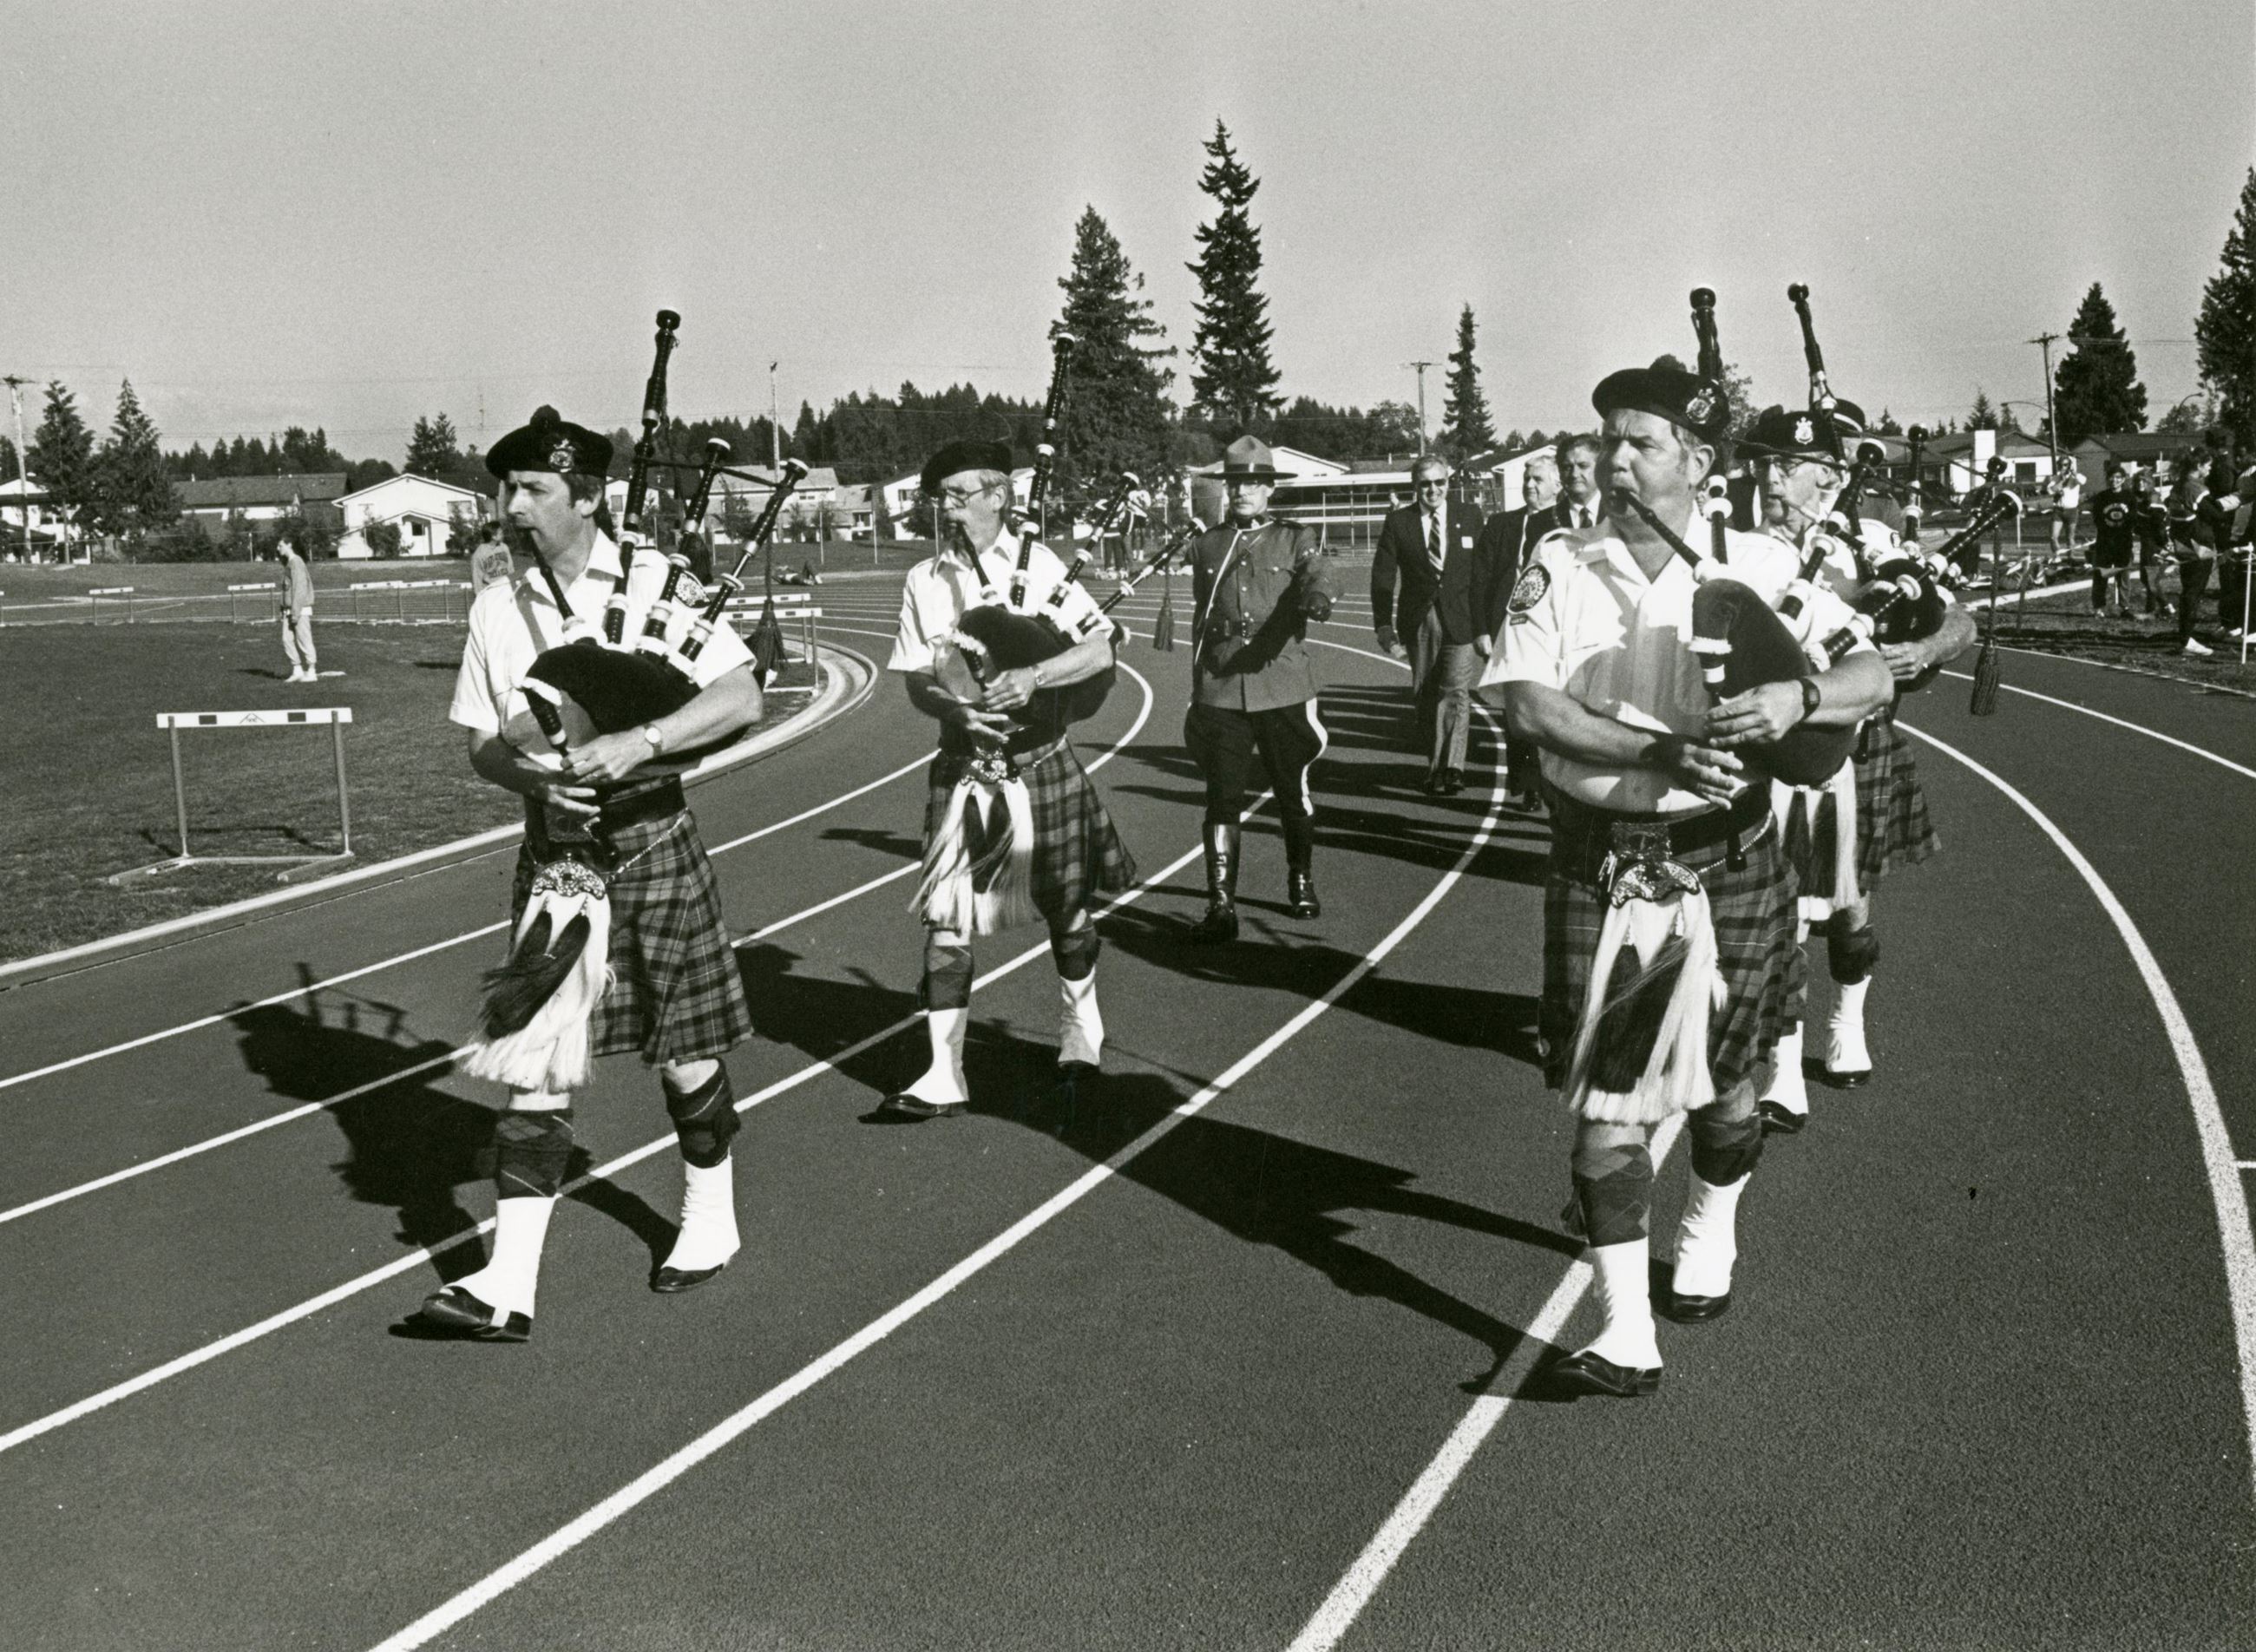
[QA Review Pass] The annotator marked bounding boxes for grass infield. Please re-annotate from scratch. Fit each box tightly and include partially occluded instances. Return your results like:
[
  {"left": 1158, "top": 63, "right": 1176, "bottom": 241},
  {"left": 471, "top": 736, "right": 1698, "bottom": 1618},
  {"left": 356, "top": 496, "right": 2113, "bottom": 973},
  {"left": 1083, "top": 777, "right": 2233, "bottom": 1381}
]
[{"left": 0, "top": 620, "right": 819, "bottom": 965}]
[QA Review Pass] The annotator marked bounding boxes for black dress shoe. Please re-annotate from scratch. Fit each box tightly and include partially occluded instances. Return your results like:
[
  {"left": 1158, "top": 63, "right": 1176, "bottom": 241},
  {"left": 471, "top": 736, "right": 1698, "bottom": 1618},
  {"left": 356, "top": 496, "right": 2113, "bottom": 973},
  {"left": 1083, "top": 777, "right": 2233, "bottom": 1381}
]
[
  {"left": 407, "top": 1285, "right": 531, "bottom": 1342},
  {"left": 1659, "top": 1286, "right": 1732, "bottom": 1323},
  {"left": 1189, "top": 901, "right": 1239, "bottom": 943},
  {"left": 1757, "top": 1099, "right": 1807, "bottom": 1136},
  {"left": 1543, "top": 1349, "right": 1662, "bottom": 1399},
  {"left": 651, "top": 1262, "right": 729, "bottom": 1295},
  {"left": 881, "top": 1092, "right": 966, "bottom": 1118},
  {"left": 1287, "top": 869, "right": 1321, "bottom": 919},
  {"left": 1805, "top": 1057, "right": 1871, "bottom": 1091},
  {"left": 1440, "top": 769, "right": 1465, "bottom": 795}
]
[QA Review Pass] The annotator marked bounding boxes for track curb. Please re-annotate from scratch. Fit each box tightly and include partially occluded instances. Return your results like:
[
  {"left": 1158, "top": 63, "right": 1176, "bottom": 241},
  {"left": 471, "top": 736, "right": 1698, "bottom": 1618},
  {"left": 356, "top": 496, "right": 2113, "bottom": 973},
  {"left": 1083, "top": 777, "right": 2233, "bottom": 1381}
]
[{"left": 0, "top": 643, "right": 877, "bottom": 992}]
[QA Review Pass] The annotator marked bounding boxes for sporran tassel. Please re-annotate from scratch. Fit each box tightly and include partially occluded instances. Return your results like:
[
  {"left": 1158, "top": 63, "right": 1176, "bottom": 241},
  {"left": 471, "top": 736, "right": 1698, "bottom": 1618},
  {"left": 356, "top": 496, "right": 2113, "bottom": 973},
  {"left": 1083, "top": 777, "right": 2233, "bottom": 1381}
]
[
  {"left": 463, "top": 861, "right": 613, "bottom": 1094},
  {"left": 751, "top": 597, "right": 786, "bottom": 685},
  {"left": 1152, "top": 561, "right": 1177, "bottom": 652}
]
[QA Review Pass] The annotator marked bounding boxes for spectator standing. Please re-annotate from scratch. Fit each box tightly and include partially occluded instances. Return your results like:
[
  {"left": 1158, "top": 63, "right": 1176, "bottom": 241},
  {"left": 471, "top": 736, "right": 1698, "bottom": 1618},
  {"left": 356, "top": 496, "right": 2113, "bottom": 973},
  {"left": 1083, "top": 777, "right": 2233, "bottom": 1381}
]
[
  {"left": 277, "top": 532, "right": 322, "bottom": 684},
  {"left": 2085, "top": 462, "right": 2139, "bottom": 617},
  {"left": 1372, "top": 455, "right": 1488, "bottom": 795},
  {"left": 2168, "top": 461, "right": 2216, "bottom": 655},
  {"left": 2050, "top": 459, "right": 2084, "bottom": 560}
]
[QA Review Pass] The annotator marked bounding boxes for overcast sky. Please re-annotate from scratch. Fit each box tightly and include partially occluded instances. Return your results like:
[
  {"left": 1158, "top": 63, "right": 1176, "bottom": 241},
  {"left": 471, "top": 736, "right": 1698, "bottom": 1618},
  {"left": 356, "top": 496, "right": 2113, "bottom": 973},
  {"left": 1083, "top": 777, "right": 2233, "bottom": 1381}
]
[{"left": 3, "top": 0, "right": 2251, "bottom": 462}]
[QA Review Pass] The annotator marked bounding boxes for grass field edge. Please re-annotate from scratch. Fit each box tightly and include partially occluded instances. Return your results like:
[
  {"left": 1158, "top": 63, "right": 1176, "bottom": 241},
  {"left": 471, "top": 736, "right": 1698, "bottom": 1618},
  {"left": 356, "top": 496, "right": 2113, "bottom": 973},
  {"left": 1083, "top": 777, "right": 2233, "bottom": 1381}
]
[{"left": 0, "top": 643, "right": 877, "bottom": 993}]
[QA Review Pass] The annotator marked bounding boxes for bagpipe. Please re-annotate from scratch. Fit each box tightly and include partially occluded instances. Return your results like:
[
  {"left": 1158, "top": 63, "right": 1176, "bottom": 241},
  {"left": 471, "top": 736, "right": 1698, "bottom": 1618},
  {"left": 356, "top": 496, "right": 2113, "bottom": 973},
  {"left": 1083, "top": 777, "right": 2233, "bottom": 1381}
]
[
  {"left": 466, "top": 317, "right": 807, "bottom": 1093},
  {"left": 926, "top": 332, "right": 1148, "bottom": 732}
]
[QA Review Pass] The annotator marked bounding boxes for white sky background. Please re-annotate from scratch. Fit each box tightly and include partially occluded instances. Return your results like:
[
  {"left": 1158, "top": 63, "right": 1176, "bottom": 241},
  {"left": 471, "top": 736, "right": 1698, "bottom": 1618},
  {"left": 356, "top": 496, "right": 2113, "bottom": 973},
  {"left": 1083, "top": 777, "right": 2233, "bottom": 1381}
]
[{"left": 3, "top": 0, "right": 2251, "bottom": 462}]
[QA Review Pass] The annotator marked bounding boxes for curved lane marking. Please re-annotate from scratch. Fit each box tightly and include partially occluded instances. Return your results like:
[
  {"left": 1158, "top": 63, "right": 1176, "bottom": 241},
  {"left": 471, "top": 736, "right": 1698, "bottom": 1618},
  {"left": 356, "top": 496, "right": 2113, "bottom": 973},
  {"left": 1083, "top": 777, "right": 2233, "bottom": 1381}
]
[
  {"left": 368, "top": 713, "right": 1503, "bottom": 1652},
  {"left": 1932, "top": 672, "right": 2256, "bottom": 780},
  {"left": 0, "top": 661, "right": 1151, "bottom": 1228},
  {"left": 1291, "top": 713, "right": 2256, "bottom": 1652}
]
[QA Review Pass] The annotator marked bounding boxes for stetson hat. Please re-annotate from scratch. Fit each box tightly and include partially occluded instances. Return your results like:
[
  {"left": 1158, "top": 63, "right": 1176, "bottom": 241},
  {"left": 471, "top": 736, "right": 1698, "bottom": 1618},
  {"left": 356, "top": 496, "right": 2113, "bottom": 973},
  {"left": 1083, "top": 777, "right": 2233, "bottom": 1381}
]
[{"left": 1218, "top": 435, "right": 1293, "bottom": 482}]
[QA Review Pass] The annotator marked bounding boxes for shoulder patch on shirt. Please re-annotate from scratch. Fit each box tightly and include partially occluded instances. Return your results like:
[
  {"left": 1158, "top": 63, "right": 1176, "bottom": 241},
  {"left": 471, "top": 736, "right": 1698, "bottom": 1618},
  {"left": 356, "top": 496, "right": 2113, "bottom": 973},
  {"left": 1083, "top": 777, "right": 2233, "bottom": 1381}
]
[{"left": 1506, "top": 563, "right": 1551, "bottom": 614}]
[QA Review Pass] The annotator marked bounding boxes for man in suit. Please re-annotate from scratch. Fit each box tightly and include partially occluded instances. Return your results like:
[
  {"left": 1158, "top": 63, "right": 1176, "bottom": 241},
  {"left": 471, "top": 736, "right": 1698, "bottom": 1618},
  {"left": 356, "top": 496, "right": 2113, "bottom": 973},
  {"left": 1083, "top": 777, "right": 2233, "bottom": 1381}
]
[
  {"left": 1475, "top": 434, "right": 1602, "bottom": 804},
  {"left": 1373, "top": 455, "right": 1487, "bottom": 794}
]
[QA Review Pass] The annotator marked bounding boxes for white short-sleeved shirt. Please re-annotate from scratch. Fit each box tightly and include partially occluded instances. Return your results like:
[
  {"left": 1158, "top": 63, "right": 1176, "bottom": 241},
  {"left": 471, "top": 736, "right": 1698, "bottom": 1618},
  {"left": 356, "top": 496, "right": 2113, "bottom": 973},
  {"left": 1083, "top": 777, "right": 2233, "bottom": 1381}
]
[
  {"left": 1496, "top": 510, "right": 1871, "bottom": 814},
  {"left": 449, "top": 532, "right": 753, "bottom": 752},
  {"left": 886, "top": 528, "right": 1107, "bottom": 674}
]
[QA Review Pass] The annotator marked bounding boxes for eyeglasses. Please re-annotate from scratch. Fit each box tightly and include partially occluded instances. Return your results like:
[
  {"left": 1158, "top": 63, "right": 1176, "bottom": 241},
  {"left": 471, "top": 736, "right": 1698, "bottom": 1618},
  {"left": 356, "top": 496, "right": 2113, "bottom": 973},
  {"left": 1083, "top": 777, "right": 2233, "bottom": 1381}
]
[
  {"left": 932, "top": 482, "right": 1004, "bottom": 505},
  {"left": 1414, "top": 477, "right": 1449, "bottom": 489}
]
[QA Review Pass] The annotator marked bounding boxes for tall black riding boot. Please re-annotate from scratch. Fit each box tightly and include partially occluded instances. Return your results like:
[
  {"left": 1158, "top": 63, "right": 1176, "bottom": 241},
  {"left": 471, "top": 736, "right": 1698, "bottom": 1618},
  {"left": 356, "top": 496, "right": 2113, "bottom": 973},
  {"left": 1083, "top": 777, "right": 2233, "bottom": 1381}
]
[{"left": 1190, "top": 823, "right": 1240, "bottom": 943}]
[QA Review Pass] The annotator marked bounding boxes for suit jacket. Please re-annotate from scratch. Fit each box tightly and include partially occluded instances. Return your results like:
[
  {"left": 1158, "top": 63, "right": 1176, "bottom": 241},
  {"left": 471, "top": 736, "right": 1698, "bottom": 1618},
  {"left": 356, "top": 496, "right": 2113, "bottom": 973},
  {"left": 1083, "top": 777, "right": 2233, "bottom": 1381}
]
[
  {"left": 1372, "top": 497, "right": 1487, "bottom": 645},
  {"left": 1474, "top": 498, "right": 1596, "bottom": 638}
]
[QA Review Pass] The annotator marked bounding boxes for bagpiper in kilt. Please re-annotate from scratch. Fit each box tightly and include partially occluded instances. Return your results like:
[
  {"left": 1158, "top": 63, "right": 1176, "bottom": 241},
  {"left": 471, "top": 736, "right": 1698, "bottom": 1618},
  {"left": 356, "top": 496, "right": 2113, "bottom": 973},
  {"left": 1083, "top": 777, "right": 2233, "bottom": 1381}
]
[
  {"left": 1498, "top": 358, "right": 1894, "bottom": 1400},
  {"left": 1742, "top": 403, "right": 1973, "bottom": 1133},
  {"left": 403, "top": 406, "right": 764, "bottom": 1346},
  {"left": 882, "top": 438, "right": 1137, "bottom": 1119}
]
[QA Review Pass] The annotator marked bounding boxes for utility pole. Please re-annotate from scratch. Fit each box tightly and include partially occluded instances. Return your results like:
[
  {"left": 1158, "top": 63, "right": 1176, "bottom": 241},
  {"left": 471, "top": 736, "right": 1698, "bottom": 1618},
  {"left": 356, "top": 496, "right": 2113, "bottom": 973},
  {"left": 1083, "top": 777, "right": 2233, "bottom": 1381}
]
[
  {"left": 3, "top": 376, "right": 28, "bottom": 560},
  {"left": 1407, "top": 360, "right": 1437, "bottom": 456},
  {"left": 2030, "top": 331, "right": 2062, "bottom": 468},
  {"left": 768, "top": 361, "right": 783, "bottom": 475}
]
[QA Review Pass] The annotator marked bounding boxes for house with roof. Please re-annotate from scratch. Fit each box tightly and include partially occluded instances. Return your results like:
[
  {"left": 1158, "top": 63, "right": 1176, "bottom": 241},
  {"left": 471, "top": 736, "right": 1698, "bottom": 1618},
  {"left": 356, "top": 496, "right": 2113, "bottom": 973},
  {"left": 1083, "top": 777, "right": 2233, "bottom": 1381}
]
[
  {"left": 336, "top": 473, "right": 493, "bottom": 560},
  {"left": 0, "top": 475, "right": 66, "bottom": 558},
  {"left": 177, "top": 473, "right": 349, "bottom": 546},
  {"left": 2067, "top": 431, "right": 2208, "bottom": 487}
]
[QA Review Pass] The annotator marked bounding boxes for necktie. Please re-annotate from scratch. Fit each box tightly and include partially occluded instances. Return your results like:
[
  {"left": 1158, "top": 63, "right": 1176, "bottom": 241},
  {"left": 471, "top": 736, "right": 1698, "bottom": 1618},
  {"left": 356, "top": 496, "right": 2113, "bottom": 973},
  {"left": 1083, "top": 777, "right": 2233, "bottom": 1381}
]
[{"left": 1426, "top": 512, "right": 1444, "bottom": 572}]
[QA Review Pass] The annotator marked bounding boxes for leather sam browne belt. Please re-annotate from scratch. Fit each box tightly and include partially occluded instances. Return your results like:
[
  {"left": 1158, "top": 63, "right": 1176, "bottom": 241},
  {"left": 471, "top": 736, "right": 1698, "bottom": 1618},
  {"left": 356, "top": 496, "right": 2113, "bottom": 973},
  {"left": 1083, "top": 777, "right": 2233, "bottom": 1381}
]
[{"left": 1546, "top": 785, "right": 1770, "bottom": 886}]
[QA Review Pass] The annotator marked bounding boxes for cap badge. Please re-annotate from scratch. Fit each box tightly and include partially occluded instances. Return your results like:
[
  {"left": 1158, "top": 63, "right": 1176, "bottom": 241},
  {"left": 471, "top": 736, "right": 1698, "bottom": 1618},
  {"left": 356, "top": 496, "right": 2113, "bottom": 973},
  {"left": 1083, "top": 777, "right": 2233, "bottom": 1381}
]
[
  {"left": 1685, "top": 389, "right": 1717, "bottom": 423},
  {"left": 1793, "top": 416, "right": 1815, "bottom": 445},
  {"left": 548, "top": 439, "right": 578, "bottom": 472}
]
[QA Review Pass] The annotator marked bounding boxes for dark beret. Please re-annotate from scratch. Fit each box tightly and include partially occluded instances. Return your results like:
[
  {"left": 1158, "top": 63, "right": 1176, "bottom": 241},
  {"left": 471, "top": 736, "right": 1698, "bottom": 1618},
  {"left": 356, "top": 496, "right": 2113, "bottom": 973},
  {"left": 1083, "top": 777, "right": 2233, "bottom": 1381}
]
[
  {"left": 1741, "top": 402, "right": 1867, "bottom": 463},
  {"left": 921, "top": 439, "right": 1016, "bottom": 495},
  {"left": 1592, "top": 355, "right": 1730, "bottom": 444},
  {"left": 486, "top": 406, "right": 613, "bottom": 479}
]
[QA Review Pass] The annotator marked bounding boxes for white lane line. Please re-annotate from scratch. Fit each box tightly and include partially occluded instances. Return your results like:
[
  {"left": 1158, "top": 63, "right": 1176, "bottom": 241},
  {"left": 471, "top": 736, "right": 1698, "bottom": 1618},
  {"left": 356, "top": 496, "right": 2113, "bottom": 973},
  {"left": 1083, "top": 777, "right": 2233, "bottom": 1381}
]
[
  {"left": 1296, "top": 711, "right": 2256, "bottom": 1644},
  {"left": 0, "top": 664, "right": 1153, "bottom": 1228},
  {"left": 1894, "top": 721, "right": 2256, "bottom": 1494},
  {"left": 0, "top": 741, "right": 935, "bottom": 1096},
  {"left": 1995, "top": 645, "right": 2256, "bottom": 703},
  {"left": 0, "top": 790, "right": 1242, "bottom": 1461},
  {"left": 366, "top": 724, "right": 1508, "bottom": 1652},
  {"left": 1933, "top": 672, "right": 2256, "bottom": 781},
  {"left": 1293, "top": 1117, "right": 1687, "bottom": 1652}
]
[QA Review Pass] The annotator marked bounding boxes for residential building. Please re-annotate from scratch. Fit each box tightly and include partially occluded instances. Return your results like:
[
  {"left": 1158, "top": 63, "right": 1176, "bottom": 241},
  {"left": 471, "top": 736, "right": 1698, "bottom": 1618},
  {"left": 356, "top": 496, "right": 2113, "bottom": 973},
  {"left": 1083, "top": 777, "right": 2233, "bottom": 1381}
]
[{"left": 336, "top": 473, "right": 493, "bottom": 560}]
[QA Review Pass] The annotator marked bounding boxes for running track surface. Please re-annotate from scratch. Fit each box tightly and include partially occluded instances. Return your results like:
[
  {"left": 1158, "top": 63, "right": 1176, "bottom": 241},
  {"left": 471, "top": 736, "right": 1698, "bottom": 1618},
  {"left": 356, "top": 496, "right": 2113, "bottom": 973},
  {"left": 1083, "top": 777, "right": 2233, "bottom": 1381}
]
[{"left": 0, "top": 571, "right": 2250, "bottom": 1651}]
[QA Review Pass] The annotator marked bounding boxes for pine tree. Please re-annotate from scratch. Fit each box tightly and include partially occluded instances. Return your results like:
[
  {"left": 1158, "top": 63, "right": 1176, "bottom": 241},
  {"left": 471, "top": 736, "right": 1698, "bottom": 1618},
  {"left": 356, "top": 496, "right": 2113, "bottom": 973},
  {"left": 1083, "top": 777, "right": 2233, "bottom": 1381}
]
[
  {"left": 28, "top": 381, "right": 97, "bottom": 552},
  {"left": 2198, "top": 168, "right": 2256, "bottom": 451},
  {"left": 1876, "top": 409, "right": 1903, "bottom": 436},
  {"left": 1967, "top": 389, "right": 1999, "bottom": 430},
  {"left": 1186, "top": 121, "right": 1281, "bottom": 429},
  {"left": 405, "top": 413, "right": 462, "bottom": 477},
  {"left": 95, "top": 379, "right": 179, "bottom": 539},
  {"left": 1054, "top": 206, "right": 1176, "bottom": 500},
  {"left": 1439, "top": 305, "right": 1495, "bottom": 462},
  {"left": 2052, "top": 283, "right": 2148, "bottom": 445}
]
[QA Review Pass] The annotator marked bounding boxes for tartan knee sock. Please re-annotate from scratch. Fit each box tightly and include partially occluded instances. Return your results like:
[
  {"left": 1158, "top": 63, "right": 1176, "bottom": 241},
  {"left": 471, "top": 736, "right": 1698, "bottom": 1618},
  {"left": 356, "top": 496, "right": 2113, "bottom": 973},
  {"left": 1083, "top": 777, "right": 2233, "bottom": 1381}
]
[
  {"left": 662, "top": 1065, "right": 740, "bottom": 1170},
  {"left": 1688, "top": 1105, "right": 1763, "bottom": 1188},
  {"left": 1570, "top": 1137, "right": 1653, "bottom": 1247},
  {"left": 922, "top": 940, "right": 974, "bottom": 1010},
  {"left": 1050, "top": 922, "right": 1099, "bottom": 983}
]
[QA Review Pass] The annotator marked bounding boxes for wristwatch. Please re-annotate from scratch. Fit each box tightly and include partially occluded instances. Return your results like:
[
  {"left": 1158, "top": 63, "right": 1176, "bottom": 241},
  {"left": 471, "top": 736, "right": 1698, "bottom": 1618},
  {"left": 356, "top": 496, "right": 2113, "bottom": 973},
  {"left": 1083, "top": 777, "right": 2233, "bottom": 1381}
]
[
  {"left": 641, "top": 724, "right": 666, "bottom": 755},
  {"left": 1797, "top": 678, "right": 1822, "bottom": 719}
]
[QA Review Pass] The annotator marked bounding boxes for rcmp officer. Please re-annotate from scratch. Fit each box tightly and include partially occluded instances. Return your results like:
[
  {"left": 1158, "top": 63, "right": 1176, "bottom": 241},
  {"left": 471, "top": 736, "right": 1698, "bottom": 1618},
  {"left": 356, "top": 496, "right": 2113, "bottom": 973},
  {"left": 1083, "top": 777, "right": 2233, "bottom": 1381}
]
[
  {"left": 1739, "top": 404, "right": 1974, "bottom": 1131},
  {"left": 1498, "top": 360, "right": 1891, "bottom": 1398},
  {"left": 407, "top": 408, "right": 764, "bottom": 1341},
  {"left": 1182, "top": 436, "right": 1340, "bottom": 941}
]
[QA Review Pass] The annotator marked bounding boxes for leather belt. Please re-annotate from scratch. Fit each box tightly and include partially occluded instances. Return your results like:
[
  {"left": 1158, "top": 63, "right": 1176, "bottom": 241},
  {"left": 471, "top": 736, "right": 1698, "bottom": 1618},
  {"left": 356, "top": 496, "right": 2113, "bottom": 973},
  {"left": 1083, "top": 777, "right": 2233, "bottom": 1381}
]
[{"left": 1546, "top": 785, "right": 1770, "bottom": 885}]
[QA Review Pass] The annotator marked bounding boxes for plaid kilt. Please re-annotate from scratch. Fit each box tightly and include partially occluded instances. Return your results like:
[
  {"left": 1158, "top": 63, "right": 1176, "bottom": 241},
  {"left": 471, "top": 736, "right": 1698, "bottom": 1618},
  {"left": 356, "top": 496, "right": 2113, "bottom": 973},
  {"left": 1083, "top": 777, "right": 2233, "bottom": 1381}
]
[
  {"left": 1540, "top": 815, "right": 1801, "bottom": 1100},
  {"left": 923, "top": 736, "right": 1136, "bottom": 922},
  {"left": 509, "top": 809, "right": 752, "bottom": 1065},
  {"left": 1779, "top": 705, "right": 1940, "bottom": 901},
  {"left": 1851, "top": 705, "right": 1938, "bottom": 885}
]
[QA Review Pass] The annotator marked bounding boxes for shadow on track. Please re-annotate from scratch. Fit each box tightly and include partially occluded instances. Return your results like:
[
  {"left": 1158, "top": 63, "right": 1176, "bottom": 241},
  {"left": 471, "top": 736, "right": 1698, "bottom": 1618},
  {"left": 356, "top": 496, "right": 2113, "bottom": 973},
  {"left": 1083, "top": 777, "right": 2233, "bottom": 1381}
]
[{"left": 227, "top": 973, "right": 670, "bottom": 1278}]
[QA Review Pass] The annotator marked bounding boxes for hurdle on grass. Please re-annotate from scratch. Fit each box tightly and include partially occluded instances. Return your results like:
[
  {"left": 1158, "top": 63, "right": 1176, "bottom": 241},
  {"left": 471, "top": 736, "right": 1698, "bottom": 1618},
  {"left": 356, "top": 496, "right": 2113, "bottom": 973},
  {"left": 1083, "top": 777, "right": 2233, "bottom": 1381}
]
[
  {"left": 108, "top": 706, "right": 355, "bottom": 884},
  {"left": 89, "top": 585, "right": 134, "bottom": 623},
  {"left": 345, "top": 577, "right": 462, "bottom": 621},
  {"left": 724, "top": 592, "right": 821, "bottom": 659},
  {"left": 227, "top": 580, "right": 278, "bottom": 622}
]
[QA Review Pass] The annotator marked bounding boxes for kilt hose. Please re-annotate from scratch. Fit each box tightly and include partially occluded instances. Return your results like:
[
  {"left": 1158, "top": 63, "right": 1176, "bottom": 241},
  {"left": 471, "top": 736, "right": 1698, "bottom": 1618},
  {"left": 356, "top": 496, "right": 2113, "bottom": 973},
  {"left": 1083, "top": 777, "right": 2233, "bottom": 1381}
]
[
  {"left": 922, "top": 736, "right": 1136, "bottom": 924},
  {"left": 508, "top": 809, "right": 752, "bottom": 1066},
  {"left": 1540, "top": 813, "right": 1801, "bottom": 1104},
  {"left": 1784, "top": 705, "right": 1939, "bottom": 901}
]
